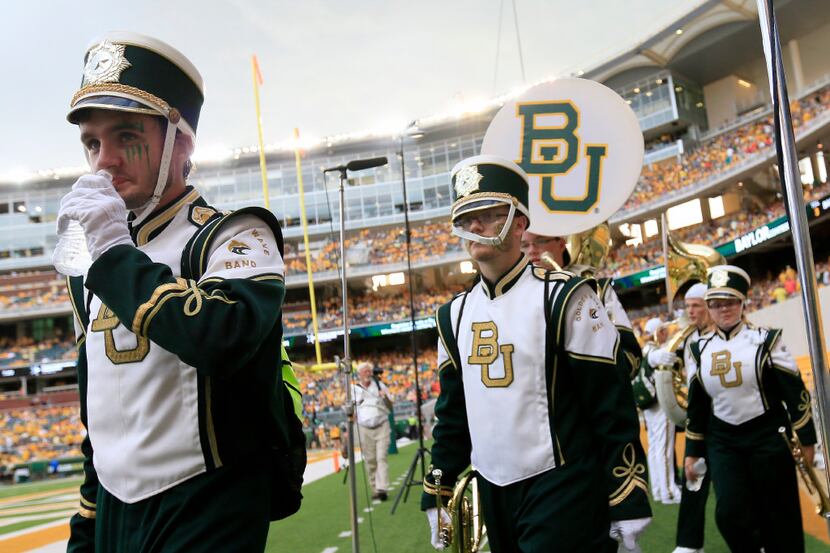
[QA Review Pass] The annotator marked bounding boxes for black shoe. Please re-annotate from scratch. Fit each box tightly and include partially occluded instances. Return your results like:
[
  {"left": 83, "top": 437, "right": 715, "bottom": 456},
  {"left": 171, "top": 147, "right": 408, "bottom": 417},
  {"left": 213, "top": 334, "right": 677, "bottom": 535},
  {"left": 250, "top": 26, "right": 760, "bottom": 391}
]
[{"left": 378, "top": 491, "right": 388, "bottom": 501}]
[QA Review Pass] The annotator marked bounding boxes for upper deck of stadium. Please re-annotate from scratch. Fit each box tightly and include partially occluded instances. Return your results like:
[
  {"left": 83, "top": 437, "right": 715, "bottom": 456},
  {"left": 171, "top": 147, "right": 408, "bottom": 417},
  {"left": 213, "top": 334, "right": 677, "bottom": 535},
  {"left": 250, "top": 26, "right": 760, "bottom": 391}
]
[{"left": 1, "top": 0, "right": 829, "bottom": 273}]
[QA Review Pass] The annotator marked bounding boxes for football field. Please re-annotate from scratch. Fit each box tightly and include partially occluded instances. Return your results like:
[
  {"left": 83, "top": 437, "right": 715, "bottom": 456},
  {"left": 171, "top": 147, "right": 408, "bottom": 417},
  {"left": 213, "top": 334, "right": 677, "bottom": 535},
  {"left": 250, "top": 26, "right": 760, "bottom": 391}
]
[{"left": 0, "top": 440, "right": 828, "bottom": 552}]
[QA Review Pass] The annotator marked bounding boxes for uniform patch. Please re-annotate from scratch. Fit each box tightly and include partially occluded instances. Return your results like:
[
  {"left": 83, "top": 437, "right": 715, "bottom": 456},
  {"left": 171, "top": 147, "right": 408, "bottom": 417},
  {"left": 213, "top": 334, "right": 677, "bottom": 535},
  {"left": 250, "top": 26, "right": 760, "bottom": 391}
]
[
  {"left": 190, "top": 206, "right": 217, "bottom": 226},
  {"left": 228, "top": 239, "right": 251, "bottom": 255}
]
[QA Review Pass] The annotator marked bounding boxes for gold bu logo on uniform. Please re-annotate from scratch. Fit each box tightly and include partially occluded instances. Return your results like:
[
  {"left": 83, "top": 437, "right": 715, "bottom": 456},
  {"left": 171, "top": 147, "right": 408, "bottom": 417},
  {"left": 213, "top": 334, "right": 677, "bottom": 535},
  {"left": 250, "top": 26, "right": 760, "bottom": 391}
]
[
  {"left": 710, "top": 350, "right": 743, "bottom": 388},
  {"left": 515, "top": 101, "right": 608, "bottom": 213},
  {"left": 468, "top": 321, "right": 514, "bottom": 387}
]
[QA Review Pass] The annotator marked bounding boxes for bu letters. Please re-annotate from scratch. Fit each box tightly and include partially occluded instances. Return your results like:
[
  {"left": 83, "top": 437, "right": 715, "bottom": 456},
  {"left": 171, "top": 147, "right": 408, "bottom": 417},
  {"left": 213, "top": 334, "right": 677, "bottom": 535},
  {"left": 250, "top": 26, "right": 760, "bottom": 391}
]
[{"left": 515, "top": 101, "right": 608, "bottom": 213}]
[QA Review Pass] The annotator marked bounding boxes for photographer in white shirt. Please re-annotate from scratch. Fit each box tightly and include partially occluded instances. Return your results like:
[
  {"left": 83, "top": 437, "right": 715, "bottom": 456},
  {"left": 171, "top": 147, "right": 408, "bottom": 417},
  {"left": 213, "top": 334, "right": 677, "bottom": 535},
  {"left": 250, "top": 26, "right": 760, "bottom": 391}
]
[{"left": 353, "top": 362, "right": 393, "bottom": 501}]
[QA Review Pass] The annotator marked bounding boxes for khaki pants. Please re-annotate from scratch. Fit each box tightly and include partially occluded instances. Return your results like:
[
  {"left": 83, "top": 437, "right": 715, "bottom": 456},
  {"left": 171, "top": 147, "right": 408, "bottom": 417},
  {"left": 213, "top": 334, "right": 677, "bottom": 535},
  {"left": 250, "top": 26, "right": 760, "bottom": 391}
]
[{"left": 357, "top": 421, "right": 390, "bottom": 495}]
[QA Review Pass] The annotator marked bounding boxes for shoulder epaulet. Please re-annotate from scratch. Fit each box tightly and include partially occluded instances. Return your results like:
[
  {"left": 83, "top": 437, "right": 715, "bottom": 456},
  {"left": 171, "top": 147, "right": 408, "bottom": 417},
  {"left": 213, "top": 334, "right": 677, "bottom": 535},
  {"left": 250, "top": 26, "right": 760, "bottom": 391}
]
[
  {"left": 180, "top": 206, "right": 284, "bottom": 281},
  {"left": 595, "top": 277, "right": 612, "bottom": 298},
  {"left": 187, "top": 204, "right": 224, "bottom": 228},
  {"left": 763, "top": 327, "right": 783, "bottom": 352},
  {"left": 531, "top": 266, "right": 577, "bottom": 282},
  {"left": 436, "top": 299, "right": 462, "bottom": 372}
]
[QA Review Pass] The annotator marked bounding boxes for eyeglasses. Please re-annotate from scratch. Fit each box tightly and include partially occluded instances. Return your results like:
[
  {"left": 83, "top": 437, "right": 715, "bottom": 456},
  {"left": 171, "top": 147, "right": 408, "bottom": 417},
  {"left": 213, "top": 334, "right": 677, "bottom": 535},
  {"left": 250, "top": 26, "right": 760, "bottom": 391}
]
[
  {"left": 453, "top": 210, "right": 509, "bottom": 231},
  {"left": 707, "top": 299, "right": 741, "bottom": 310},
  {"left": 520, "top": 237, "right": 562, "bottom": 250}
]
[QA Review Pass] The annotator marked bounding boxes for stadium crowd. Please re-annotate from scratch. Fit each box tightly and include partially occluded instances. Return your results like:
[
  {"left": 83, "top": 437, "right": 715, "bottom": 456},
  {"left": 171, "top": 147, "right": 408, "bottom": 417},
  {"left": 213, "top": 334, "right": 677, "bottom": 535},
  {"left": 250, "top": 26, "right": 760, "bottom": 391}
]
[
  {"left": 603, "top": 180, "right": 830, "bottom": 277},
  {"left": 0, "top": 404, "right": 83, "bottom": 469},
  {"left": 0, "top": 336, "right": 76, "bottom": 370},
  {"left": 623, "top": 83, "right": 830, "bottom": 211},
  {"left": 284, "top": 221, "right": 463, "bottom": 275},
  {"left": 283, "top": 288, "right": 461, "bottom": 332}
]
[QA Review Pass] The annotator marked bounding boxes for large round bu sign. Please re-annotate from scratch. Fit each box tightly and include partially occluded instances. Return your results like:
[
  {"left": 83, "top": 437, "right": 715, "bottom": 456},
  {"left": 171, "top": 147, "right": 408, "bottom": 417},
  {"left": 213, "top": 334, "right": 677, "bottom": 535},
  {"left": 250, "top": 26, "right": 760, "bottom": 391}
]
[{"left": 481, "top": 78, "right": 643, "bottom": 237}]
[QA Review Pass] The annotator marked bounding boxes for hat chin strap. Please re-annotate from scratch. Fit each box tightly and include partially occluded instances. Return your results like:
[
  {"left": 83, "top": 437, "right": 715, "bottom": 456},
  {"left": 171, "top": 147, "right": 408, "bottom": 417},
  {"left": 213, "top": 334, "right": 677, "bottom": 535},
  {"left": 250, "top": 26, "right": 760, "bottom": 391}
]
[
  {"left": 452, "top": 202, "right": 517, "bottom": 247},
  {"left": 130, "top": 119, "right": 178, "bottom": 226}
]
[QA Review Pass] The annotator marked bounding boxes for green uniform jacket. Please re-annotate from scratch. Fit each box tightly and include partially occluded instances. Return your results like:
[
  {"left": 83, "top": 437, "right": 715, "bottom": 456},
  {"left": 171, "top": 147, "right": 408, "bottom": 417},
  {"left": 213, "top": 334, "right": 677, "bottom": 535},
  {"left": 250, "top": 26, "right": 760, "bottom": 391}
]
[{"left": 67, "top": 195, "right": 294, "bottom": 550}]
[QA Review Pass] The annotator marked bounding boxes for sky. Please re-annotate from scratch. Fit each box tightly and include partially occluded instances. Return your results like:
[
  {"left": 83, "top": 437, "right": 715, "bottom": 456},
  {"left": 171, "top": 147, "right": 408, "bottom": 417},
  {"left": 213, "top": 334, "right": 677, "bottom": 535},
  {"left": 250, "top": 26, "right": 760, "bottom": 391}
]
[{"left": 0, "top": 0, "right": 700, "bottom": 178}]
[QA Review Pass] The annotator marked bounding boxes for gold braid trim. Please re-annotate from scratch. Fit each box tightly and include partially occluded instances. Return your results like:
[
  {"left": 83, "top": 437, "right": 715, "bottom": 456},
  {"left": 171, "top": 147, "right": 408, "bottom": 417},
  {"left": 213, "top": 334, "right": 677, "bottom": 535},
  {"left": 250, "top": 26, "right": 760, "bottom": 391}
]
[
  {"left": 71, "top": 83, "right": 170, "bottom": 114},
  {"left": 80, "top": 496, "right": 96, "bottom": 509},
  {"left": 609, "top": 443, "right": 648, "bottom": 506},
  {"left": 685, "top": 430, "right": 705, "bottom": 440},
  {"left": 423, "top": 485, "right": 454, "bottom": 498},
  {"left": 793, "top": 390, "right": 812, "bottom": 430},
  {"left": 78, "top": 505, "right": 96, "bottom": 519},
  {"left": 132, "top": 279, "right": 190, "bottom": 335},
  {"left": 423, "top": 476, "right": 454, "bottom": 498}
]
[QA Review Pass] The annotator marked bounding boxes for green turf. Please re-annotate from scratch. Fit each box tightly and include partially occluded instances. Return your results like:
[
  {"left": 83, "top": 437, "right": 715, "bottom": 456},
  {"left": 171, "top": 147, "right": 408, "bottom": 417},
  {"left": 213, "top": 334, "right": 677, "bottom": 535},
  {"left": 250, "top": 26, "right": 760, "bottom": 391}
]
[
  {"left": 0, "top": 477, "right": 81, "bottom": 500},
  {"left": 267, "top": 442, "right": 830, "bottom": 553}
]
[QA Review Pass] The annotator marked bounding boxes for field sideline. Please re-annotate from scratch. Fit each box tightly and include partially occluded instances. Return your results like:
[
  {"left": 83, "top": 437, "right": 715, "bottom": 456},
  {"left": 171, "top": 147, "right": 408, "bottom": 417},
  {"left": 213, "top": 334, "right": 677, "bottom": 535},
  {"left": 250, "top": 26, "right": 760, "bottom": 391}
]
[{"left": 0, "top": 440, "right": 828, "bottom": 552}]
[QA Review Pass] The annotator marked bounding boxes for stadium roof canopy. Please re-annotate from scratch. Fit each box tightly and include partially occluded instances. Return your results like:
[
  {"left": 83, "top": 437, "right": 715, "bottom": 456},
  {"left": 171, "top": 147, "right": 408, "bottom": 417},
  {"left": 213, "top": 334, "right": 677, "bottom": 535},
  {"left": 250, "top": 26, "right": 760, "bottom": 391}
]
[{"left": 589, "top": 0, "right": 830, "bottom": 88}]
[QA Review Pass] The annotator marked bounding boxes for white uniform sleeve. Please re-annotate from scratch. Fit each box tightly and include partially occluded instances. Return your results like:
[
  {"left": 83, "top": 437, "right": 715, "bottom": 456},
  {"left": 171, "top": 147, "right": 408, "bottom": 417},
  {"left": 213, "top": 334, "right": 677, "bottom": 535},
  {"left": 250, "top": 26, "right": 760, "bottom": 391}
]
[
  {"left": 769, "top": 333, "right": 799, "bottom": 375},
  {"left": 202, "top": 215, "right": 285, "bottom": 281},
  {"left": 603, "top": 285, "right": 633, "bottom": 330},
  {"left": 564, "top": 282, "right": 619, "bottom": 362}
]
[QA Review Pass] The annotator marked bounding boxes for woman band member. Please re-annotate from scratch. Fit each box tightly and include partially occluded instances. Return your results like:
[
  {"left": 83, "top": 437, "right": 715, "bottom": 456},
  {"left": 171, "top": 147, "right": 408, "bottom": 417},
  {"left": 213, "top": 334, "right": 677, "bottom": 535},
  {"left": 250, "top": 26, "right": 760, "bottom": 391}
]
[{"left": 684, "top": 265, "right": 816, "bottom": 552}]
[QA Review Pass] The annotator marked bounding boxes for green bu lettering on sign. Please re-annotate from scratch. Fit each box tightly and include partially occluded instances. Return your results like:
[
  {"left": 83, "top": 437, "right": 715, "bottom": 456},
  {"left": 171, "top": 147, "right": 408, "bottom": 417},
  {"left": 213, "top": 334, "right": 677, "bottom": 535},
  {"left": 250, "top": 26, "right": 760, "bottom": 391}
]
[
  {"left": 516, "top": 101, "right": 608, "bottom": 213},
  {"left": 481, "top": 78, "right": 643, "bottom": 237}
]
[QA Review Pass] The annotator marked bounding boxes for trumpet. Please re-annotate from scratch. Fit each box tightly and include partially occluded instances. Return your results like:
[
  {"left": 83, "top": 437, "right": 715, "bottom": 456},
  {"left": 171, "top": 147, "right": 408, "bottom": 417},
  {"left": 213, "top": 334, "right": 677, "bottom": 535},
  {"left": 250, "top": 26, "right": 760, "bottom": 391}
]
[
  {"left": 431, "top": 469, "right": 485, "bottom": 553},
  {"left": 778, "top": 426, "right": 830, "bottom": 517}
]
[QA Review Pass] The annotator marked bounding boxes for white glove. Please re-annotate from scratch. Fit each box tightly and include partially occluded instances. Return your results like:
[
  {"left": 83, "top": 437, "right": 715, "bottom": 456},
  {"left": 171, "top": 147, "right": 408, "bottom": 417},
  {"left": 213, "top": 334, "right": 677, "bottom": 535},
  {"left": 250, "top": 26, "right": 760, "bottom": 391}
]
[
  {"left": 647, "top": 348, "right": 678, "bottom": 367},
  {"left": 609, "top": 517, "right": 651, "bottom": 550},
  {"left": 56, "top": 172, "right": 133, "bottom": 262},
  {"left": 425, "top": 507, "right": 451, "bottom": 550}
]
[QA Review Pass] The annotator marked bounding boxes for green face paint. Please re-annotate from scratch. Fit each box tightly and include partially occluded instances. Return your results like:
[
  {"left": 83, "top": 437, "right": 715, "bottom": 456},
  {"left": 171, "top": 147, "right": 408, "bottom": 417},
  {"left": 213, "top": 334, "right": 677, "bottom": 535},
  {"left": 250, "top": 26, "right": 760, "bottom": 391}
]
[{"left": 125, "top": 144, "right": 144, "bottom": 164}]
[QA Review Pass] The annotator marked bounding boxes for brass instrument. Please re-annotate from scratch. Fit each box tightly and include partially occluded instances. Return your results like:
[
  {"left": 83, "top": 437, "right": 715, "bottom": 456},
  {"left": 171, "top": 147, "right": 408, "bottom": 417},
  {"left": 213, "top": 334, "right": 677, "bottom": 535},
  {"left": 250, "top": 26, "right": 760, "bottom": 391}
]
[
  {"left": 779, "top": 426, "right": 830, "bottom": 517},
  {"left": 664, "top": 229, "right": 725, "bottom": 307},
  {"left": 540, "top": 251, "right": 562, "bottom": 271},
  {"left": 537, "top": 223, "right": 611, "bottom": 276},
  {"left": 567, "top": 222, "right": 611, "bottom": 276},
  {"left": 653, "top": 322, "right": 695, "bottom": 427},
  {"left": 431, "top": 469, "right": 486, "bottom": 553}
]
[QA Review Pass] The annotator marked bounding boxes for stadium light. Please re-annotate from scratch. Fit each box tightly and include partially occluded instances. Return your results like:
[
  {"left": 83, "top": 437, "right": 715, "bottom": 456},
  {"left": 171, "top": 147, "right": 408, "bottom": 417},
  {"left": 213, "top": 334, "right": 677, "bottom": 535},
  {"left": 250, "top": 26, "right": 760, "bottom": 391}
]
[
  {"left": 737, "top": 78, "right": 753, "bottom": 88},
  {"left": 675, "top": 28, "right": 683, "bottom": 35}
]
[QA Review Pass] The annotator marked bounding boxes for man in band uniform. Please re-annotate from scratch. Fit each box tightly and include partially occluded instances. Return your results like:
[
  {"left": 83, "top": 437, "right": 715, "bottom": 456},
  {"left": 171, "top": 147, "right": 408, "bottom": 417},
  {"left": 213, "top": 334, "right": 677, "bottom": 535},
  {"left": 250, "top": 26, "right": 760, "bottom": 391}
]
[
  {"left": 61, "top": 33, "right": 299, "bottom": 551},
  {"left": 650, "top": 283, "right": 712, "bottom": 553},
  {"left": 421, "top": 155, "right": 651, "bottom": 552}
]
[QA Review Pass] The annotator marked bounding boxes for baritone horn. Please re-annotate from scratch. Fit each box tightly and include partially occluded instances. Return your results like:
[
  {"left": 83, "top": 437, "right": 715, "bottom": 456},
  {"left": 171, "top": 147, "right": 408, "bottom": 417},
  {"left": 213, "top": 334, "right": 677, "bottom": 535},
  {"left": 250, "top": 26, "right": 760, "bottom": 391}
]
[
  {"left": 655, "top": 224, "right": 726, "bottom": 426},
  {"left": 779, "top": 426, "right": 830, "bottom": 517},
  {"left": 431, "top": 469, "right": 486, "bottom": 553},
  {"left": 537, "top": 223, "right": 612, "bottom": 276}
]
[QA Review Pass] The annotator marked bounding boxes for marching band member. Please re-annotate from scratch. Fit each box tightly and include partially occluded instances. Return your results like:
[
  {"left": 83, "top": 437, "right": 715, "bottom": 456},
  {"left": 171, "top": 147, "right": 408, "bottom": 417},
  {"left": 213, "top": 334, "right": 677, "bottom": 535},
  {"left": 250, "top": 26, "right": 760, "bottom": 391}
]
[
  {"left": 61, "top": 33, "right": 297, "bottom": 551},
  {"left": 421, "top": 156, "right": 651, "bottom": 552},
  {"left": 640, "top": 318, "right": 682, "bottom": 505},
  {"left": 684, "top": 265, "right": 816, "bottom": 552},
  {"left": 650, "top": 283, "right": 712, "bottom": 553}
]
